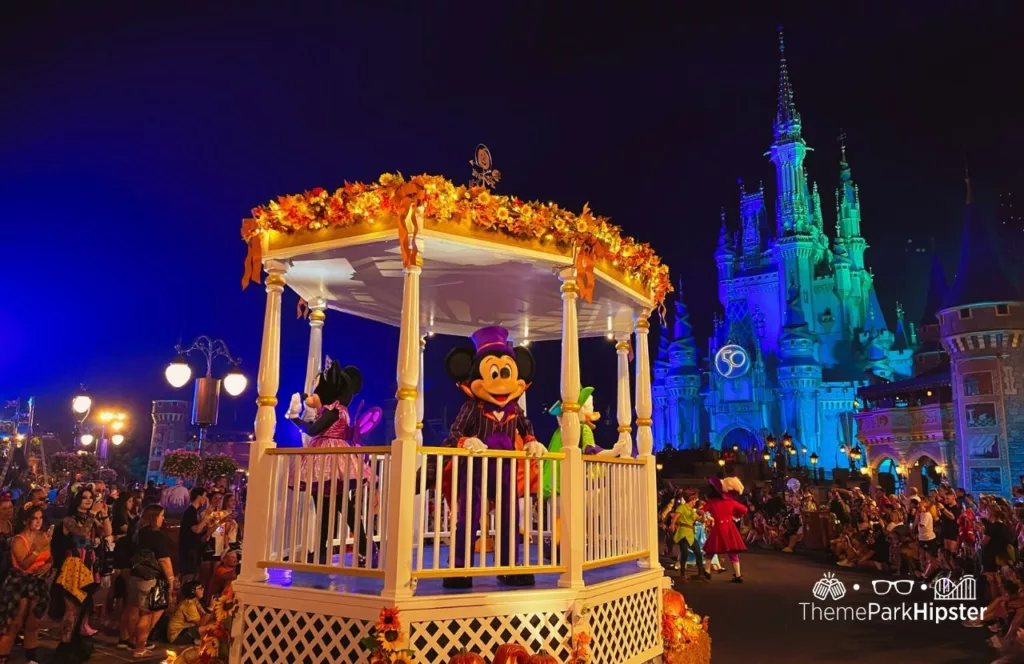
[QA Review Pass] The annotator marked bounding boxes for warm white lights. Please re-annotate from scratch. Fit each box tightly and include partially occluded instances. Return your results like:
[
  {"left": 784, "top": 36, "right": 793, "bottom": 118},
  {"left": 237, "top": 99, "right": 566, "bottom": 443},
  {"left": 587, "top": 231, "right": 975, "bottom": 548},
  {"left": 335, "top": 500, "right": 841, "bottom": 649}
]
[
  {"left": 165, "top": 359, "right": 193, "bottom": 388},
  {"left": 223, "top": 369, "right": 248, "bottom": 397},
  {"left": 72, "top": 395, "right": 92, "bottom": 415},
  {"left": 111, "top": 434, "right": 125, "bottom": 446},
  {"left": 80, "top": 434, "right": 95, "bottom": 446}
]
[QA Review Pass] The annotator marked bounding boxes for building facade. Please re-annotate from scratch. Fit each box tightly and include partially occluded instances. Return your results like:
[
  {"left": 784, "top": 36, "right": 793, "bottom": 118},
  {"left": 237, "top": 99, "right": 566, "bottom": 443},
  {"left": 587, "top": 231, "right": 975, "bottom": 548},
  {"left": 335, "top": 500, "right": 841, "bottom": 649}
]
[
  {"left": 855, "top": 253, "right": 957, "bottom": 493},
  {"left": 146, "top": 400, "right": 190, "bottom": 485},
  {"left": 654, "top": 30, "right": 914, "bottom": 464},
  {"left": 652, "top": 291, "right": 702, "bottom": 450},
  {"left": 937, "top": 185, "right": 1024, "bottom": 496}
]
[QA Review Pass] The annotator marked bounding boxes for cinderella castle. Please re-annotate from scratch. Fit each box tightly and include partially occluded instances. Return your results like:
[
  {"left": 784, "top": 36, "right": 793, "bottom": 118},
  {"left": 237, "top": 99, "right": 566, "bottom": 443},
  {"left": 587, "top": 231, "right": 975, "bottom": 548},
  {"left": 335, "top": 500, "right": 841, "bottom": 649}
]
[{"left": 653, "top": 31, "right": 915, "bottom": 467}]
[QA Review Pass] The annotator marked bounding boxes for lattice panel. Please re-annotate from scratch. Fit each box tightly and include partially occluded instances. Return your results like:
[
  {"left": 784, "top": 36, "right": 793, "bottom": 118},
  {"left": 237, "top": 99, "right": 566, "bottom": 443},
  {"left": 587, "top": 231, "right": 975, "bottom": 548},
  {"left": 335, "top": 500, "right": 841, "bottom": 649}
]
[
  {"left": 589, "top": 586, "right": 661, "bottom": 664},
  {"left": 409, "top": 611, "right": 572, "bottom": 662},
  {"left": 240, "top": 606, "right": 373, "bottom": 664}
]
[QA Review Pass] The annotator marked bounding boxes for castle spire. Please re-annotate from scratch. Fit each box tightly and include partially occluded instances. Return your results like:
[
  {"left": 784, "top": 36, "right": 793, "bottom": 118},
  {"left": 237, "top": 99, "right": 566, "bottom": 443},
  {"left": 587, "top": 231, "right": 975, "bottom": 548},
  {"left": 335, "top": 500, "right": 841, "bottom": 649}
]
[
  {"left": 836, "top": 134, "right": 862, "bottom": 242},
  {"left": 920, "top": 249, "right": 948, "bottom": 324},
  {"left": 715, "top": 208, "right": 734, "bottom": 256},
  {"left": 672, "top": 280, "right": 696, "bottom": 350},
  {"left": 773, "top": 25, "right": 802, "bottom": 143},
  {"left": 942, "top": 174, "right": 1020, "bottom": 310}
]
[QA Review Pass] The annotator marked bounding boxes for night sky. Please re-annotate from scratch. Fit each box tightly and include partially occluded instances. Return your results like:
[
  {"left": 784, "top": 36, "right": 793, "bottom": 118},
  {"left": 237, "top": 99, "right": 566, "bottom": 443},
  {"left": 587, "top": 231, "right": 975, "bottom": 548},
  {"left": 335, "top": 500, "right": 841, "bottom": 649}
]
[{"left": 3, "top": 2, "right": 1022, "bottom": 447}]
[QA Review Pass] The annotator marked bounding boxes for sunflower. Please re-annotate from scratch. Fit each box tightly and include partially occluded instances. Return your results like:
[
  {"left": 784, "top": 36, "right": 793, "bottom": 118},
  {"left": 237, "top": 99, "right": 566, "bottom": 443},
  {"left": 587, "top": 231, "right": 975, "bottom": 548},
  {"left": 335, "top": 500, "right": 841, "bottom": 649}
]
[
  {"left": 392, "top": 651, "right": 417, "bottom": 664},
  {"left": 477, "top": 191, "right": 491, "bottom": 206},
  {"left": 496, "top": 207, "right": 510, "bottom": 222},
  {"left": 376, "top": 607, "right": 401, "bottom": 633},
  {"left": 377, "top": 628, "right": 403, "bottom": 651}
]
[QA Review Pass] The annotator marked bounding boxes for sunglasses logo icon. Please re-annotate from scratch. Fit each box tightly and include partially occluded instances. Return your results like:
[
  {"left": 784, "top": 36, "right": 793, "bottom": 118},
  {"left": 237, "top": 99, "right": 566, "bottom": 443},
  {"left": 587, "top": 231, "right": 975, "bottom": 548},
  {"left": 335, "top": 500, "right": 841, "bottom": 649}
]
[{"left": 871, "top": 579, "right": 915, "bottom": 596}]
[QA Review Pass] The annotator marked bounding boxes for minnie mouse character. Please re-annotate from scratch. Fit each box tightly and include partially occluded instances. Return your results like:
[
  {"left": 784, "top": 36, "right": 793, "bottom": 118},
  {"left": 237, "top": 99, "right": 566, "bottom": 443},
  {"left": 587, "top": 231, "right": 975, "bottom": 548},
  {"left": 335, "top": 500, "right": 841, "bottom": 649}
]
[
  {"left": 285, "top": 358, "right": 374, "bottom": 566},
  {"left": 441, "top": 326, "right": 544, "bottom": 589}
]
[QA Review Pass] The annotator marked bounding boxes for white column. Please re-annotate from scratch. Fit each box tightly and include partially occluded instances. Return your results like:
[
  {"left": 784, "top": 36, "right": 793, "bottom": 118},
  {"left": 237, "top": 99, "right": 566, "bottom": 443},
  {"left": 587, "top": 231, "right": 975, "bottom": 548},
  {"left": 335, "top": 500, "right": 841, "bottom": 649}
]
[
  {"left": 382, "top": 251, "right": 422, "bottom": 601},
  {"left": 635, "top": 312, "right": 654, "bottom": 456},
  {"left": 557, "top": 268, "right": 585, "bottom": 589},
  {"left": 412, "top": 336, "right": 426, "bottom": 542},
  {"left": 240, "top": 259, "right": 286, "bottom": 583},
  {"left": 634, "top": 311, "right": 660, "bottom": 570},
  {"left": 301, "top": 298, "right": 326, "bottom": 451},
  {"left": 615, "top": 333, "right": 633, "bottom": 456}
]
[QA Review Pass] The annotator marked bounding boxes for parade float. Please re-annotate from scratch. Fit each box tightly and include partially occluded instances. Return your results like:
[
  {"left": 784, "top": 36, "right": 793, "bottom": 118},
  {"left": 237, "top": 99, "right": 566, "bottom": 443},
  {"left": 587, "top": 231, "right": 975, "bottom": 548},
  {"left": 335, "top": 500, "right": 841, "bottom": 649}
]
[{"left": 231, "top": 148, "right": 706, "bottom": 663}]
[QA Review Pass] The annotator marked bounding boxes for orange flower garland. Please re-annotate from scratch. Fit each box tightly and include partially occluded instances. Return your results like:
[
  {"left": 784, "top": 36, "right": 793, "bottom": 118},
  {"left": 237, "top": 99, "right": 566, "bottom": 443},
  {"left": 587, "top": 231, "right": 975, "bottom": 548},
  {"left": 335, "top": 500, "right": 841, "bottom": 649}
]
[{"left": 242, "top": 173, "right": 672, "bottom": 307}]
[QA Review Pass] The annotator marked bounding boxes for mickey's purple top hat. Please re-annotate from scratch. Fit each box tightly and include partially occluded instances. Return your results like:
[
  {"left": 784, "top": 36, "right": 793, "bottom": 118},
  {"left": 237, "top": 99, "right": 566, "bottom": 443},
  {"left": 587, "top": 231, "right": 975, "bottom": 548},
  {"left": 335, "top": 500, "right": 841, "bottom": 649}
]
[{"left": 471, "top": 326, "right": 513, "bottom": 355}]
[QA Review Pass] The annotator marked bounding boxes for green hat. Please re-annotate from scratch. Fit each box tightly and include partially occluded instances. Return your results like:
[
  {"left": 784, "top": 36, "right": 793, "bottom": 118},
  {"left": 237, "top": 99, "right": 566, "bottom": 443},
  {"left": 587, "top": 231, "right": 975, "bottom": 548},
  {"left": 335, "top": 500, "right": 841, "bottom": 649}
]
[{"left": 548, "top": 386, "right": 595, "bottom": 417}]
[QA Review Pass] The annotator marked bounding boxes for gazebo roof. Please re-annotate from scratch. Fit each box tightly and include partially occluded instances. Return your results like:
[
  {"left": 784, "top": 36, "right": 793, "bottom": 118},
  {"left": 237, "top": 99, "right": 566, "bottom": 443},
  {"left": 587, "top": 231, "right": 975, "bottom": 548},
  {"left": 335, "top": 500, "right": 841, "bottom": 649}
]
[{"left": 242, "top": 173, "right": 672, "bottom": 340}]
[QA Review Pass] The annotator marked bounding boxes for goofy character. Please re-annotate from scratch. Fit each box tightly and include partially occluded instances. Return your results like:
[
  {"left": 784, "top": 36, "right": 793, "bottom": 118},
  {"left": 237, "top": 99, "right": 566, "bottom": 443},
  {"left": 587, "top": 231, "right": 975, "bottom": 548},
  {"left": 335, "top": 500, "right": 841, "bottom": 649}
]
[{"left": 441, "top": 325, "right": 545, "bottom": 589}]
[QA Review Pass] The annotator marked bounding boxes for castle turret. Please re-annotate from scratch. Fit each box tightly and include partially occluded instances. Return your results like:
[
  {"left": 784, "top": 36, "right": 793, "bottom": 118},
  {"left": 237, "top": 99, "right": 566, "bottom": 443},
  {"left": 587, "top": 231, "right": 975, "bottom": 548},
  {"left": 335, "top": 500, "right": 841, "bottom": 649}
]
[
  {"left": 667, "top": 283, "right": 702, "bottom": 448},
  {"left": 715, "top": 209, "right": 737, "bottom": 303},
  {"left": 834, "top": 137, "right": 870, "bottom": 330},
  {"left": 652, "top": 320, "right": 671, "bottom": 450},
  {"left": 778, "top": 277, "right": 822, "bottom": 454},
  {"left": 914, "top": 252, "right": 950, "bottom": 375},
  {"left": 148, "top": 400, "right": 190, "bottom": 484},
  {"left": 939, "top": 173, "right": 1024, "bottom": 494},
  {"left": 739, "top": 180, "right": 766, "bottom": 270}
]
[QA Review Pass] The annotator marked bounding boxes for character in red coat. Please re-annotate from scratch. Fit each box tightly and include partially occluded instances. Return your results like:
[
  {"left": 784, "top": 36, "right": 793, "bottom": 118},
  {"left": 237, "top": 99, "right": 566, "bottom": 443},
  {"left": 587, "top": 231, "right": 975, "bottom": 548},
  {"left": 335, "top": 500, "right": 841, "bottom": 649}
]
[{"left": 703, "top": 476, "right": 748, "bottom": 583}]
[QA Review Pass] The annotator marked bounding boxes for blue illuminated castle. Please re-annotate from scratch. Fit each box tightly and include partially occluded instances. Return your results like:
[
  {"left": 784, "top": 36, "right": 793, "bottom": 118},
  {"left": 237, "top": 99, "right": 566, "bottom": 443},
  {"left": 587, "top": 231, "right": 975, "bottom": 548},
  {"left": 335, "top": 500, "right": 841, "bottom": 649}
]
[{"left": 653, "top": 30, "right": 914, "bottom": 467}]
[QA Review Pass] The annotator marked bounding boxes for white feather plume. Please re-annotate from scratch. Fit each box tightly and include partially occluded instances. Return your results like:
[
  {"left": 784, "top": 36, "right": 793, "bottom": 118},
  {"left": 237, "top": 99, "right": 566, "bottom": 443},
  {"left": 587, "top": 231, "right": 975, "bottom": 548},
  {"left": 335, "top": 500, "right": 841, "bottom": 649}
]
[{"left": 720, "top": 477, "right": 745, "bottom": 495}]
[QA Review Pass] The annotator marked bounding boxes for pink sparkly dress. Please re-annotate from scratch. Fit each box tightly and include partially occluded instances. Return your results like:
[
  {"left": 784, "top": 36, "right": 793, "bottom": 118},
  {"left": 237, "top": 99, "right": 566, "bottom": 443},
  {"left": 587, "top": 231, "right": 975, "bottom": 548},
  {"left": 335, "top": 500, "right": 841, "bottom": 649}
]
[{"left": 295, "top": 402, "right": 372, "bottom": 486}]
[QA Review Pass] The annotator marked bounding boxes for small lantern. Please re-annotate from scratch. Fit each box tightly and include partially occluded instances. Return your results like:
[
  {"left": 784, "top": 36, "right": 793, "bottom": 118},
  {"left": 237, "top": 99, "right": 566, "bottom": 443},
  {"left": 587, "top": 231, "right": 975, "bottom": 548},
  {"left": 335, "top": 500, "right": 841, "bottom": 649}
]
[{"left": 810, "top": 452, "right": 819, "bottom": 465}]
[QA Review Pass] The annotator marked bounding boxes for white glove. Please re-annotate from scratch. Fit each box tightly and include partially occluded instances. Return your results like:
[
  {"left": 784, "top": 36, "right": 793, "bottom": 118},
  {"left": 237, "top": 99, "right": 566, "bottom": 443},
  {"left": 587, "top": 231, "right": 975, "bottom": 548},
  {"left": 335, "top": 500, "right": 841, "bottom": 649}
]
[
  {"left": 612, "top": 439, "right": 633, "bottom": 458},
  {"left": 300, "top": 404, "right": 317, "bottom": 422},
  {"left": 285, "top": 393, "right": 303, "bottom": 419},
  {"left": 523, "top": 440, "right": 548, "bottom": 458},
  {"left": 462, "top": 437, "right": 487, "bottom": 453}
]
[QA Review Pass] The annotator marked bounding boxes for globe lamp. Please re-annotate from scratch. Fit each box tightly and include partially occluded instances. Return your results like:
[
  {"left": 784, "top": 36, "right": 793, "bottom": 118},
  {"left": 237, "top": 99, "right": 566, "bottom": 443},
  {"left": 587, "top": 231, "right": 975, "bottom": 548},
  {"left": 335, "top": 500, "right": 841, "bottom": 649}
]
[
  {"left": 223, "top": 367, "right": 248, "bottom": 397},
  {"left": 165, "top": 356, "right": 192, "bottom": 388}
]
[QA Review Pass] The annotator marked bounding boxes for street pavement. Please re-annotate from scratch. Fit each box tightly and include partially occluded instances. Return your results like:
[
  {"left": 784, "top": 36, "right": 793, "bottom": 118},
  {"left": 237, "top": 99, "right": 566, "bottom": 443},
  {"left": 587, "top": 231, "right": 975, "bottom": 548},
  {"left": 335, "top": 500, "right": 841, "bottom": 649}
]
[
  {"left": 671, "top": 548, "right": 993, "bottom": 664},
  {"left": 32, "top": 628, "right": 170, "bottom": 663}
]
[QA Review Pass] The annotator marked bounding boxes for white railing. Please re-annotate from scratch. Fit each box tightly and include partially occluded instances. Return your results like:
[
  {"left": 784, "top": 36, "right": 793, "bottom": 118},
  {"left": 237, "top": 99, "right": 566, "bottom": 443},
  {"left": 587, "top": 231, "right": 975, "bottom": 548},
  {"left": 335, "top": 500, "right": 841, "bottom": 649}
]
[
  {"left": 412, "top": 447, "right": 566, "bottom": 578},
  {"left": 259, "top": 446, "right": 392, "bottom": 577},
  {"left": 582, "top": 455, "right": 649, "bottom": 570}
]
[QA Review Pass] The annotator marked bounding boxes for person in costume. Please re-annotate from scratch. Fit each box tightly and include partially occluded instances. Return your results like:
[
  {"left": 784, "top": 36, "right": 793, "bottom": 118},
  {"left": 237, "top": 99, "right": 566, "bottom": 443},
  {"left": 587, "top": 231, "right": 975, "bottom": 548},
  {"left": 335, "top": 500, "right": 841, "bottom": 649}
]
[
  {"left": 542, "top": 387, "right": 630, "bottom": 551},
  {"left": 441, "top": 326, "right": 545, "bottom": 589},
  {"left": 702, "top": 476, "right": 748, "bottom": 583},
  {"left": 693, "top": 503, "right": 725, "bottom": 573},
  {"left": 670, "top": 490, "right": 708, "bottom": 583},
  {"left": 285, "top": 359, "right": 373, "bottom": 566}
]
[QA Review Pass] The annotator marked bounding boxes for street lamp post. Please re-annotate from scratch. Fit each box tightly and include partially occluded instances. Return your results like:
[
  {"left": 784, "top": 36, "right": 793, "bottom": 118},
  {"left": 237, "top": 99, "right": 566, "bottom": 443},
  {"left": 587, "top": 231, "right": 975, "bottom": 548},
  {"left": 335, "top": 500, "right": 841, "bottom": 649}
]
[
  {"left": 95, "top": 410, "right": 129, "bottom": 464},
  {"left": 165, "top": 336, "right": 248, "bottom": 454},
  {"left": 71, "top": 387, "right": 92, "bottom": 449}
]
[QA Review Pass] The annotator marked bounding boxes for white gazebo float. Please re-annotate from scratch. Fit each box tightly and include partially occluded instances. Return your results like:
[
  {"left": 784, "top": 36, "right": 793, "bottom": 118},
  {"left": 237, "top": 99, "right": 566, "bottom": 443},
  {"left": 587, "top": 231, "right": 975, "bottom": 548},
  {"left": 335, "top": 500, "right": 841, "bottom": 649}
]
[{"left": 234, "top": 172, "right": 676, "bottom": 663}]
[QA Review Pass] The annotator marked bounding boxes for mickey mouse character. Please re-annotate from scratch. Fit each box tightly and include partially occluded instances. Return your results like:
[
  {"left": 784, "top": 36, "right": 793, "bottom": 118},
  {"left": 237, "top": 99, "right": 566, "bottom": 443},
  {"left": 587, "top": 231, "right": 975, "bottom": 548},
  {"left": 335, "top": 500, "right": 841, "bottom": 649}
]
[
  {"left": 285, "top": 358, "right": 374, "bottom": 566},
  {"left": 441, "top": 326, "right": 544, "bottom": 589}
]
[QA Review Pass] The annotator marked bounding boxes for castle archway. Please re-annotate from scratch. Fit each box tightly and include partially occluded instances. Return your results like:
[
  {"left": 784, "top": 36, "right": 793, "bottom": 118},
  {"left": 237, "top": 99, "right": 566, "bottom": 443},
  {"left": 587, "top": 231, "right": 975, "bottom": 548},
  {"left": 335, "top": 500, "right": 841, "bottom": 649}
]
[
  {"left": 876, "top": 458, "right": 899, "bottom": 495},
  {"left": 912, "top": 455, "right": 941, "bottom": 494},
  {"left": 718, "top": 425, "right": 760, "bottom": 454}
]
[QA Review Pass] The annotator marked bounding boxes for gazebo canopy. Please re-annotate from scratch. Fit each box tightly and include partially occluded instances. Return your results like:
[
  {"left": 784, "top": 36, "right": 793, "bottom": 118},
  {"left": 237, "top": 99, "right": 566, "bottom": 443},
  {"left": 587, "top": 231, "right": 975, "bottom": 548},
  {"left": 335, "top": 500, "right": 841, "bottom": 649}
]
[{"left": 242, "top": 173, "right": 672, "bottom": 341}]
